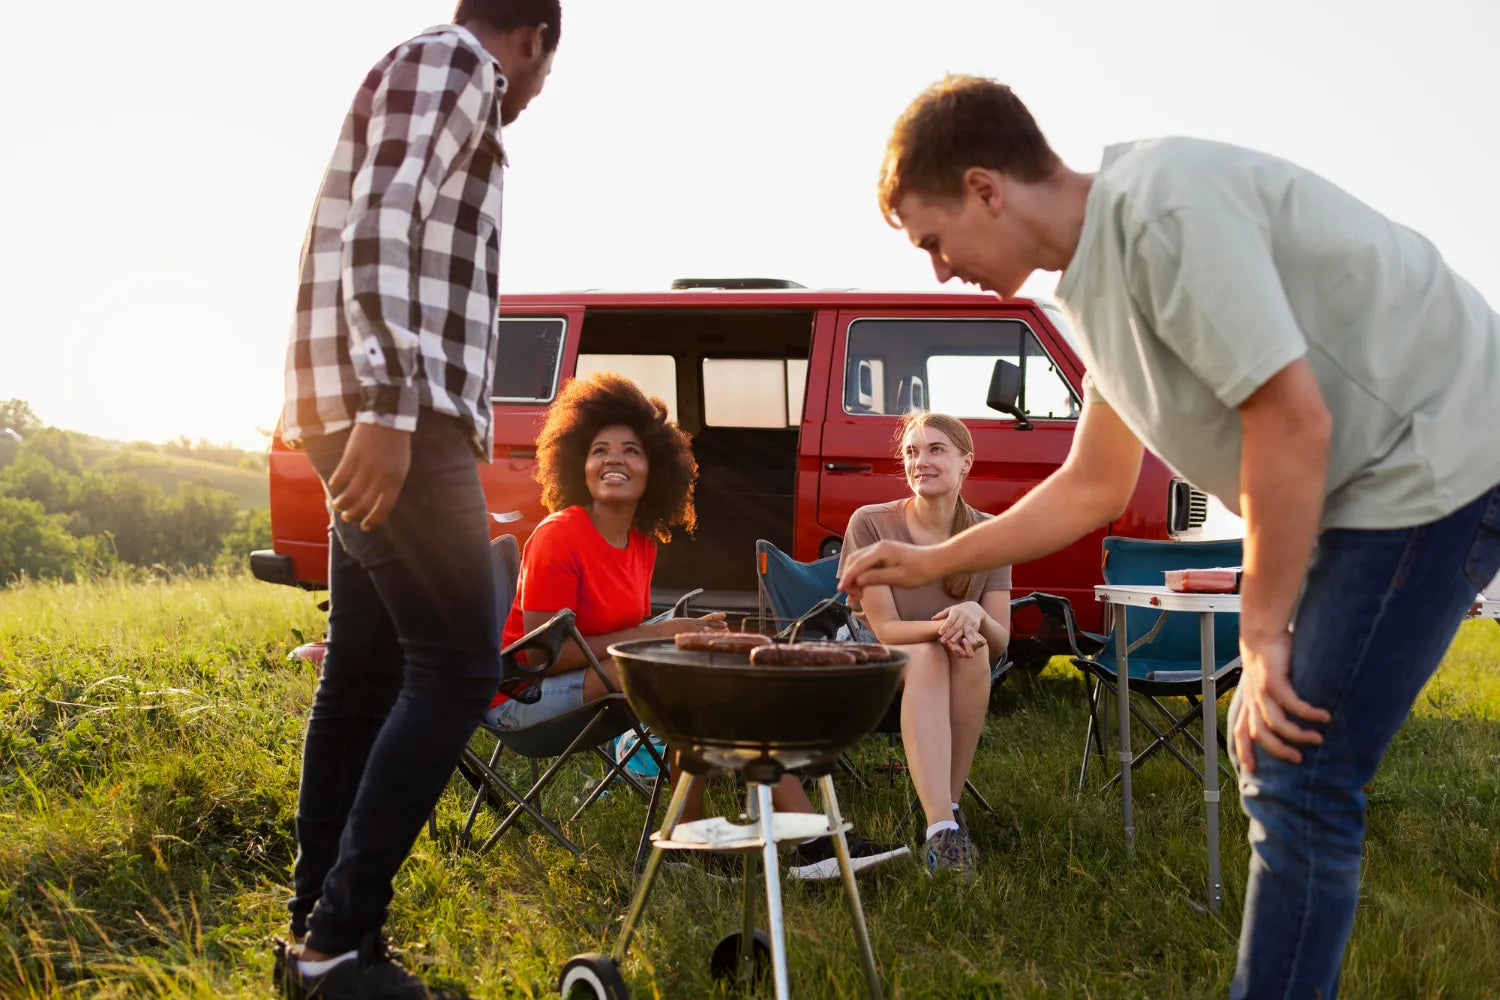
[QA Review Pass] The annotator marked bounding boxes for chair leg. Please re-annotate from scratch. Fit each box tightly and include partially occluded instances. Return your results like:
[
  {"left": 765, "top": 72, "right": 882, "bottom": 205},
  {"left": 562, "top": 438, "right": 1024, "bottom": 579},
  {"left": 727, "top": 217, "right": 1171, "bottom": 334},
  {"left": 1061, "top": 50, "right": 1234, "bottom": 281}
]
[
  {"left": 482, "top": 713, "right": 611, "bottom": 855},
  {"left": 962, "top": 779, "right": 996, "bottom": 817},
  {"left": 466, "top": 750, "right": 581, "bottom": 856},
  {"left": 633, "top": 768, "right": 668, "bottom": 876},
  {"left": 459, "top": 740, "right": 506, "bottom": 848},
  {"left": 836, "top": 752, "right": 870, "bottom": 790},
  {"left": 1078, "top": 675, "right": 1108, "bottom": 794},
  {"left": 1100, "top": 696, "right": 1205, "bottom": 792}
]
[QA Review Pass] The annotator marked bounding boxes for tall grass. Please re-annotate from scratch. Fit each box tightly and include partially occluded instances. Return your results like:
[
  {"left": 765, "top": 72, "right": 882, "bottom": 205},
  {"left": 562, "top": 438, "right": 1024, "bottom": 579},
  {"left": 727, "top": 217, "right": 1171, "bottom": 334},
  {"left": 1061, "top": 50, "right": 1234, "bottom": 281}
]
[{"left": 1, "top": 577, "right": 1495, "bottom": 997}]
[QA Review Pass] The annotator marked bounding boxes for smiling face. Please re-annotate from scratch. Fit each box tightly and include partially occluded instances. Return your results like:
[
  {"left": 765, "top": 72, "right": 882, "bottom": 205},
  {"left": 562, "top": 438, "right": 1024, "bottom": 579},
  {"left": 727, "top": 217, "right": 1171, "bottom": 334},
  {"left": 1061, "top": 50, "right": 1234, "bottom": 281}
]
[
  {"left": 895, "top": 171, "right": 1033, "bottom": 298},
  {"left": 584, "top": 424, "right": 648, "bottom": 507},
  {"left": 902, "top": 424, "right": 972, "bottom": 500}
]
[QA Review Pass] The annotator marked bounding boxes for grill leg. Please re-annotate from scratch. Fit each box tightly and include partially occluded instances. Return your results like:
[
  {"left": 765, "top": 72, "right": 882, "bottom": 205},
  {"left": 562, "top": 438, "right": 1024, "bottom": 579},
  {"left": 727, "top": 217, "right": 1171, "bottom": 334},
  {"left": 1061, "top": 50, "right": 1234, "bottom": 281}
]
[
  {"left": 738, "top": 784, "right": 760, "bottom": 984},
  {"left": 756, "top": 782, "right": 792, "bottom": 1000},
  {"left": 818, "top": 774, "right": 884, "bottom": 1000},
  {"left": 611, "top": 772, "right": 697, "bottom": 963}
]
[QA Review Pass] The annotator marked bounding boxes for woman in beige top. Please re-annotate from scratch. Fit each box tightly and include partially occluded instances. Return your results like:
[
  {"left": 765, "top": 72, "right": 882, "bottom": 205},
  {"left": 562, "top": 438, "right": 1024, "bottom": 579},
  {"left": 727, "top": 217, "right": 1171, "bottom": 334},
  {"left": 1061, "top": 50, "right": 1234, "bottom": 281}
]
[{"left": 838, "top": 411, "right": 1011, "bottom": 882}]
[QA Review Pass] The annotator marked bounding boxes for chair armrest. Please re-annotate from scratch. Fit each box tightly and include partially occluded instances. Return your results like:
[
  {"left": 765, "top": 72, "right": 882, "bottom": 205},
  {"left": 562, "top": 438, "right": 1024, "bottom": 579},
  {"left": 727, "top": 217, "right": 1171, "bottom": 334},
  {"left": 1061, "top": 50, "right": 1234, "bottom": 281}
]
[
  {"left": 776, "top": 595, "right": 856, "bottom": 642},
  {"left": 671, "top": 587, "right": 704, "bottom": 618},
  {"left": 498, "top": 609, "right": 621, "bottom": 696},
  {"left": 1010, "top": 592, "right": 1107, "bottom": 660}
]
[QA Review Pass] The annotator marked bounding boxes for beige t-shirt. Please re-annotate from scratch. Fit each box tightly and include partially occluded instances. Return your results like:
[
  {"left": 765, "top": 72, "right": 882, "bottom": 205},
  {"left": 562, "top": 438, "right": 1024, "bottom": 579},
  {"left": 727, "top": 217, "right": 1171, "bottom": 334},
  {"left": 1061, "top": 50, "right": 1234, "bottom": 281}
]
[
  {"left": 1056, "top": 137, "right": 1500, "bottom": 530},
  {"left": 839, "top": 499, "right": 1013, "bottom": 622}
]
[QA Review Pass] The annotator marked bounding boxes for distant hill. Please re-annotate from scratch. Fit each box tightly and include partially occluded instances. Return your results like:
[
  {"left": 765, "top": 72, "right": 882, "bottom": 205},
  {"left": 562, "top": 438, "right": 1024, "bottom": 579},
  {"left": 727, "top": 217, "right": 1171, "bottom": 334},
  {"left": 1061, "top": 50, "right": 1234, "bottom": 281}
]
[{"left": 71, "top": 435, "right": 269, "bottom": 510}]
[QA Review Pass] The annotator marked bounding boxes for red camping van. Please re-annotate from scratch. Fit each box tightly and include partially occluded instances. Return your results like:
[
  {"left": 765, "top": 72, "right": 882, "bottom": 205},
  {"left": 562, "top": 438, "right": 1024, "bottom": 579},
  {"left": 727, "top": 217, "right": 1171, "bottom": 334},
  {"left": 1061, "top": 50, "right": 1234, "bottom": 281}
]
[{"left": 252, "top": 279, "right": 1215, "bottom": 669}]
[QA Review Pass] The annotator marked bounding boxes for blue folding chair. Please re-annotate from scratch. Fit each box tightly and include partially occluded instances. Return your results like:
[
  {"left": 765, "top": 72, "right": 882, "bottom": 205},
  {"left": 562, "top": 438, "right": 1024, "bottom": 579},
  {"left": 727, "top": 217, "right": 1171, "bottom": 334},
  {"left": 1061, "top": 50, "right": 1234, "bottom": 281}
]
[
  {"left": 1044, "top": 536, "right": 1243, "bottom": 794},
  {"left": 755, "top": 540, "right": 848, "bottom": 639}
]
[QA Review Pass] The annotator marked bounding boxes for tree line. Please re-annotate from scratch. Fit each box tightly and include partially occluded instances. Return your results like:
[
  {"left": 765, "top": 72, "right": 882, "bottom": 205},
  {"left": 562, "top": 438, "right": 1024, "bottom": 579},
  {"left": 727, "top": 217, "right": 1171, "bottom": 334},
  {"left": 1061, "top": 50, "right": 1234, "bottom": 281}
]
[{"left": 0, "top": 401, "right": 271, "bottom": 585}]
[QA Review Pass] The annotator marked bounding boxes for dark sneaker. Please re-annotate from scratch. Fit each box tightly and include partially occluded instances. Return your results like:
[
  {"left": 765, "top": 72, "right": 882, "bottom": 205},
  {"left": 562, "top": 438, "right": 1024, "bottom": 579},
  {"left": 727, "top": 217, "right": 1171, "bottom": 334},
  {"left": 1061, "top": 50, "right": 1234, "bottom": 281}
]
[
  {"left": 275, "top": 931, "right": 465, "bottom": 999},
  {"left": 923, "top": 827, "right": 977, "bottom": 884},
  {"left": 787, "top": 832, "right": 910, "bottom": 881}
]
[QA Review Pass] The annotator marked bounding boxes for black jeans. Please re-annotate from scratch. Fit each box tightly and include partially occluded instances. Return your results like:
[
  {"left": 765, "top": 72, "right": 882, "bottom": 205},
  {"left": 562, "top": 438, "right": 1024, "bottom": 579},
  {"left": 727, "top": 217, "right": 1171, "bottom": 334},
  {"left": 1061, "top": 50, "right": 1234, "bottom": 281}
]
[{"left": 289, "top": 411, "right": 499, "bottom": 954}]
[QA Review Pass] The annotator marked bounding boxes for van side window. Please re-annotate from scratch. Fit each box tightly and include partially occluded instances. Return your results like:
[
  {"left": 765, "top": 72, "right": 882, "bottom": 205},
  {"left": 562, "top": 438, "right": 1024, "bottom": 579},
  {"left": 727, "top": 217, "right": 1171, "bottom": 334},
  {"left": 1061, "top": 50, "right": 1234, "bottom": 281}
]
[
  {"left": 492, "top": 317, "right": 567, "bottom": 403},
  {"left": 577, "top": 354, "right": 679, "bottom": 420},
  {"left": 844, "top": 318, "right": 1079, "bottom": 421},
  {"left": 703, "top": 358, "right": 807, "bottom": 427}
]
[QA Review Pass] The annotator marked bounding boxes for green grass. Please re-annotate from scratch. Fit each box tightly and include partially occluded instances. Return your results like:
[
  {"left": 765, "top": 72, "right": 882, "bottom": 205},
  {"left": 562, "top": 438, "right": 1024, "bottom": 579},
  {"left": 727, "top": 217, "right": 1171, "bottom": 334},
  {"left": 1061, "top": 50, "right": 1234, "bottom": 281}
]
[{"left": 0, "top": 577, "right": 1495, "bottom": 998}]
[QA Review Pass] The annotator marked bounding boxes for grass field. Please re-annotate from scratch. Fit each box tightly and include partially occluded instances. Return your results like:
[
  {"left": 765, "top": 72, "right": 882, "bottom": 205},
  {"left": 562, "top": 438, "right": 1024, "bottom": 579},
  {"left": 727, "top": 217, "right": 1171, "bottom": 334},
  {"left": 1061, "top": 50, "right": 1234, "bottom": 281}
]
[{"left": 1, "top": 577, "right": 1495, "bottom": 998}]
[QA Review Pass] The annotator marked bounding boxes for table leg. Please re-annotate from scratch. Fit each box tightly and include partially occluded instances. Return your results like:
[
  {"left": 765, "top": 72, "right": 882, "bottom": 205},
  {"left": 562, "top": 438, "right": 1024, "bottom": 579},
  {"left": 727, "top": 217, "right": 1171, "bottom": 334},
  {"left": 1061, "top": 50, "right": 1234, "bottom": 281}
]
[
  {"left": 1200, "top": 612, "right": 1223, "bottom": 916},
  {"left": 1115, "top": 607, "right": 1134, "bottom": 855}
]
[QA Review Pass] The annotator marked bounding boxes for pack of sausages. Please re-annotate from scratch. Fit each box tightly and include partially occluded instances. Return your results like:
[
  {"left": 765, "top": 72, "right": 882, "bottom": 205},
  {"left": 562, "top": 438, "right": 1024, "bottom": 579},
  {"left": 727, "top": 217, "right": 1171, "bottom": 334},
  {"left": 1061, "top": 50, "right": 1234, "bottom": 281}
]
[{"left": 1164, "top": 567, "right": 1242, "bottom": 594}]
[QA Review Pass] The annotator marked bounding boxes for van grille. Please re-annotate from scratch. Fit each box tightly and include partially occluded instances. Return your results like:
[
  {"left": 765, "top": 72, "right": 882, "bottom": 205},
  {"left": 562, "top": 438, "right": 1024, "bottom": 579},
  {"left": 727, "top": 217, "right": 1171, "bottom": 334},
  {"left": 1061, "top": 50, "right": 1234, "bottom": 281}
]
[
  {"left": 1169, "top": 478, "right": 1210, "bottom": 535},
  {"left": 1188, "top": 488, "right": 1208, "bottom": 528}
]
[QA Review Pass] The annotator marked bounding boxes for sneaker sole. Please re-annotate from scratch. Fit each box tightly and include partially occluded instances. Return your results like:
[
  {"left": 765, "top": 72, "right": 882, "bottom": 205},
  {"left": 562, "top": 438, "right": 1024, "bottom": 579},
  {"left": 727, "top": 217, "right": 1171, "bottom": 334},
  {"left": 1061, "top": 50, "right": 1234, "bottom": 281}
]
[{"left": 787, "top": 845, "right": 911, "bottom": 881}]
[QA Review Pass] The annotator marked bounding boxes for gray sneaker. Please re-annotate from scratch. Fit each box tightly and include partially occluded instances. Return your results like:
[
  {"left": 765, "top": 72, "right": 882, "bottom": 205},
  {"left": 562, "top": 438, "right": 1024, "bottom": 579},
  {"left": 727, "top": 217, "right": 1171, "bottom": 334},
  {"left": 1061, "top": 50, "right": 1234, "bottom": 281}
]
[{"left": 923, "top": 827, "right": 977, "bottom": 884}]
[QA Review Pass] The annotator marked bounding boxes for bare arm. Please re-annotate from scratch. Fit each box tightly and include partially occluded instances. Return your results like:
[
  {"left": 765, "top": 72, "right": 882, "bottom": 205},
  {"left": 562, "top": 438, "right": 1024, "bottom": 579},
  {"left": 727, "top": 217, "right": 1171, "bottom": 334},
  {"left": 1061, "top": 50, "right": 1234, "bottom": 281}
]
[
  {"left": 976, "top": 590, "right": 1011, "bottom": 654},
  {"left": 839, "top": 399, "right": 1144, "bottom": 598},
  {"left": 1233, "top": 357, "right": 1334, "bottom": 769},
  {"left": 858, "top": 584, "right": 946, "bottom": 647}
]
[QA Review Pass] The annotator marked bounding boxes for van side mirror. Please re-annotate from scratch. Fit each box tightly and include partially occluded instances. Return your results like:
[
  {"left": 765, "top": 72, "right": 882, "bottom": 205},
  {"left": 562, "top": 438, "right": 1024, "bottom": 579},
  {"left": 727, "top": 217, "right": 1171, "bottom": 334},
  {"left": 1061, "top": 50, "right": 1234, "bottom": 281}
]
[{"left": 987, "top": 359, "right": 1033, "bottom": 430}]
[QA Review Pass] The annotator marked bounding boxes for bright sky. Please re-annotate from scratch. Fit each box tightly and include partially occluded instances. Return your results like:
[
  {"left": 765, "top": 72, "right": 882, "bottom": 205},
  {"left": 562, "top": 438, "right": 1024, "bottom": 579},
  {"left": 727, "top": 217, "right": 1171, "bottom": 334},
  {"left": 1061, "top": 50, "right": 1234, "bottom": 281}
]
[{"left": 2, "top": 0, "right": 1496, "bottom": 449}]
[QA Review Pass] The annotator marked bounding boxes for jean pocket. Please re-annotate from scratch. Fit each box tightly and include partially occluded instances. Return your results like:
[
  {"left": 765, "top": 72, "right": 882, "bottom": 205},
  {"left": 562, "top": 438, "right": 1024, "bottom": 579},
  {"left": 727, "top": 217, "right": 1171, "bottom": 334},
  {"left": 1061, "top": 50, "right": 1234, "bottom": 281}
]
[{"left": 1463, "top": 486, "right": 1500, "bottom": 591}]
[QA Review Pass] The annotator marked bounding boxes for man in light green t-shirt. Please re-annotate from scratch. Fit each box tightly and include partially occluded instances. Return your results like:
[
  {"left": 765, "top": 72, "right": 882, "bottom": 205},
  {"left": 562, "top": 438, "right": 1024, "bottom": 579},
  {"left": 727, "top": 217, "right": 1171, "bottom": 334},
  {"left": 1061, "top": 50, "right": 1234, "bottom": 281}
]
[{"left": 840, "top": 75, "right": 1500, "bottom": 1000}]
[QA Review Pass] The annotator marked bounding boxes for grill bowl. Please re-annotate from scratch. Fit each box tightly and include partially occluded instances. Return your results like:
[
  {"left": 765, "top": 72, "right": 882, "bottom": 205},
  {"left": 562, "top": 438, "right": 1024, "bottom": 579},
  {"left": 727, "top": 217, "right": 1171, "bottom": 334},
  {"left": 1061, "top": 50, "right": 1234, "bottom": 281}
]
[{"left": 608, "top": 638, "right": 905, "bottom": 776}]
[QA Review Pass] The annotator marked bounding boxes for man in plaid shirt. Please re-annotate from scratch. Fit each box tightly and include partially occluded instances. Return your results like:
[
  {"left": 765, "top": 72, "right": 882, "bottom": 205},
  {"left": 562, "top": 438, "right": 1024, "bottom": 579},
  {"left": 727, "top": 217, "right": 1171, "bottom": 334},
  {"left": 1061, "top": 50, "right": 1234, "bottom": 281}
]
[{"left": 274, "top": 3, "right": 560, "bottom": 997}]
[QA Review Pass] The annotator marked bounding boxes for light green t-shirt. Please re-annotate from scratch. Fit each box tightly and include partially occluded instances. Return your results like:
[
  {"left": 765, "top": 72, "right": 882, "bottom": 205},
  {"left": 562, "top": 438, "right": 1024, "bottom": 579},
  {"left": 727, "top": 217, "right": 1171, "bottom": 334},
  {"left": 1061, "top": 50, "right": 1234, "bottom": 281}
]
[{"left": 1056, "top": 137, "right": 1500, "bottom": 530}]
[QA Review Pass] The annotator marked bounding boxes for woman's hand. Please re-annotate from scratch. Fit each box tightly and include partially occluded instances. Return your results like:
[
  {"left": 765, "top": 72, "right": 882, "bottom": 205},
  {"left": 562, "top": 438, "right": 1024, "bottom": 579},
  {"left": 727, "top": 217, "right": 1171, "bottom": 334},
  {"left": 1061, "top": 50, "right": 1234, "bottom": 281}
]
[
  {"left": 933, "top": 602, "right": 985, "bottom": 657},
  {"left": 654, "top": 612, "right": 728, "bottom": 638}
]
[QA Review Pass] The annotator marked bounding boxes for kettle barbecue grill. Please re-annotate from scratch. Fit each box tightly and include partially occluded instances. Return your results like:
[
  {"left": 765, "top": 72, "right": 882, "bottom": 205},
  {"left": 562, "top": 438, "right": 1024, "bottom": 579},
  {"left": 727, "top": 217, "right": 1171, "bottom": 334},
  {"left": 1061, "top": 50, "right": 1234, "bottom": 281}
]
[{"left": 558, "top": 636, "right": 907, "bottom": 1000}]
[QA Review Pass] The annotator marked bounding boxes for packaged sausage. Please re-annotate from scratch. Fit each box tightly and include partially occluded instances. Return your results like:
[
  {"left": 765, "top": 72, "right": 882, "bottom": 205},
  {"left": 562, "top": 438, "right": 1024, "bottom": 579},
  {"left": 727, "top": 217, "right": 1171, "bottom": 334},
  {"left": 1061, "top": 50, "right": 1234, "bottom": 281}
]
[{"left": 1164, "top": 567, "right": 1242, "bottom": 594}]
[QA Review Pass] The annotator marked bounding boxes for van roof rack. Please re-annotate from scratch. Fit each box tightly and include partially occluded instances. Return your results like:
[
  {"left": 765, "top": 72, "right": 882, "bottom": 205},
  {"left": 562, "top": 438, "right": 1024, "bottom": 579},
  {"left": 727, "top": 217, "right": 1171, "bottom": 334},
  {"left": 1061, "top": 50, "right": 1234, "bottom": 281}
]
[{"left": 669, "top": 277, "right": 807, "bottom": 290}]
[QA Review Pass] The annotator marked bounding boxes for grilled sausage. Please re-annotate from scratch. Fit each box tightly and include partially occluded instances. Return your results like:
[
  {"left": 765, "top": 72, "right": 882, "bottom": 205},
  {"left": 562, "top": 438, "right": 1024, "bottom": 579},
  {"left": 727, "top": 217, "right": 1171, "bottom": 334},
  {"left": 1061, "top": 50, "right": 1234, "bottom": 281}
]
[
  {"left": 674, "top": 631, "right": 773, "bottom": 653},
  {"left": 750, "top": 643, "right": 858, "bottom": 666},
  {"left": 792, "top": 641, "right": 892, "bottom": 663}
]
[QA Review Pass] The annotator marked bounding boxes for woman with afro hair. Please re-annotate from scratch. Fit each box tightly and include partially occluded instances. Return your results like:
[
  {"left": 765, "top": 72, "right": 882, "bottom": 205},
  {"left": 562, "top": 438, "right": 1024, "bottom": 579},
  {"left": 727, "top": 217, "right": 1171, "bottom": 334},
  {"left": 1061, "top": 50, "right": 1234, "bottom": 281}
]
[
  {"left": 484, "top": 372, "right": 909, "bottom": 877},
  {"left": 485, "top": 370, "right": 726, "bottom": 728}
]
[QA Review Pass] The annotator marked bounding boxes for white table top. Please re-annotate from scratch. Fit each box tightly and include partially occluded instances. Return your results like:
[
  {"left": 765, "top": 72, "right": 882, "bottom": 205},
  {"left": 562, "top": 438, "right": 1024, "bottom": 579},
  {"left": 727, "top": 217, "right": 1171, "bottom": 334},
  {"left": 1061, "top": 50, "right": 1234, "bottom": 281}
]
[{"left": 1095, "top": 584, "right": 1242, "bottom": 613}]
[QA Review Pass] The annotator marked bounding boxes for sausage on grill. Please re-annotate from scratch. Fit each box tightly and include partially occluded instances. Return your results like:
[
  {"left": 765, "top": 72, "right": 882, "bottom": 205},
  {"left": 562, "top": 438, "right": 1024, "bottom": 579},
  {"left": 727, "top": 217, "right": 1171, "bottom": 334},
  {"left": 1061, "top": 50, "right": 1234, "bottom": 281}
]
[
  {"left": 750, "top": 643, "right": 859, "bottom": 666},
  {"left": 674, "top": 631, "right": 773, "bottom": 653}
]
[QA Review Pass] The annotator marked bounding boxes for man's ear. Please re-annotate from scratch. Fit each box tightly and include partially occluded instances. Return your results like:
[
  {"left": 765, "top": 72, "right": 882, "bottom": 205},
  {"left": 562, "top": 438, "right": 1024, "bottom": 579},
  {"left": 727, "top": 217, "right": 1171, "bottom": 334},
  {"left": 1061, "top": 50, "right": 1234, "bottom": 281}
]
[
  {"left": 526, "top": 24, "right": 548, "bottom": 60},
  {"left": 963, "top": 168, "right": 1004, "bottom": 216}
]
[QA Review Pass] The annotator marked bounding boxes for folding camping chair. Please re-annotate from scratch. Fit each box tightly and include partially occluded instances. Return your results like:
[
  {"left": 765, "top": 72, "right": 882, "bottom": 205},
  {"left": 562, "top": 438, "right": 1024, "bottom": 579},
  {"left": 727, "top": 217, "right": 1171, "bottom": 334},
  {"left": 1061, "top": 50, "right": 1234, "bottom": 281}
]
[
  {"left": 1044, "top": 536, "right": 1244, "bottom": 794},
  {"left": 448, "top": 535, "right": 685, "bottom": 869}
]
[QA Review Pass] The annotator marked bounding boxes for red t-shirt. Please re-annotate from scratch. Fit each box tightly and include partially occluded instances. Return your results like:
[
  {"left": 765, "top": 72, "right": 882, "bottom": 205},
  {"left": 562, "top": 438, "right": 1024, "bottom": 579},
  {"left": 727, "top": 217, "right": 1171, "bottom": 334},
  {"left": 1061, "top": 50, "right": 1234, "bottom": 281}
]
[{"left": 491, "top": 506, "right": 656, "bottom": 706}]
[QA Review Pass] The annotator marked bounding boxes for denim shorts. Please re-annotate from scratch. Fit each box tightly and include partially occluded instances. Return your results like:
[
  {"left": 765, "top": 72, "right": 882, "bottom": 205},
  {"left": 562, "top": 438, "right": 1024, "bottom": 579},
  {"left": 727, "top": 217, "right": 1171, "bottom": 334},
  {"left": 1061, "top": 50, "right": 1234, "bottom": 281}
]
[{"left": 483, "top": 670, "right": 586, "bottom": 731}]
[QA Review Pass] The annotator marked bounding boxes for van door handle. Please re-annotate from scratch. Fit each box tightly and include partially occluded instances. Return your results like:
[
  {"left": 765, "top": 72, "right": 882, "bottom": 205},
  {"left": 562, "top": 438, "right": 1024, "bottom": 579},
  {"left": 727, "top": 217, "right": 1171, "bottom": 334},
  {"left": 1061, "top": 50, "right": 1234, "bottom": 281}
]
[
  {"left": 825, "top": 463, "right": 872, "bottom": 473},
  {"left": 511, "top": 449, "right": 537, "bottom": 459}
]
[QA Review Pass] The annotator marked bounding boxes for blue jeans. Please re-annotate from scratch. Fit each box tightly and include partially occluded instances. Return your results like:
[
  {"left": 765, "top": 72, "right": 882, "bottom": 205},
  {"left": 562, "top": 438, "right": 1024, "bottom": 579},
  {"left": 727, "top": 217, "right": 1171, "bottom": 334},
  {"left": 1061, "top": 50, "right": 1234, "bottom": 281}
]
[
  {"left": 1228, "top": 482, "right": 1500, "bottom": 999},
  {"left": 288, "top": 411, "right": 500, "bottom": 955}
]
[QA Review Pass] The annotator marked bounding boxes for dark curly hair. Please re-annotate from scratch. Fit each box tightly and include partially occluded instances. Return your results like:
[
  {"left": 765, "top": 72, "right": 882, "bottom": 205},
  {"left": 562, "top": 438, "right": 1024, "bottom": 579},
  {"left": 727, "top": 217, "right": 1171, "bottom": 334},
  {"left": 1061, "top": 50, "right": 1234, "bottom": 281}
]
[{"left": 534, "top": 372, "right": 698, "bottom": 542}]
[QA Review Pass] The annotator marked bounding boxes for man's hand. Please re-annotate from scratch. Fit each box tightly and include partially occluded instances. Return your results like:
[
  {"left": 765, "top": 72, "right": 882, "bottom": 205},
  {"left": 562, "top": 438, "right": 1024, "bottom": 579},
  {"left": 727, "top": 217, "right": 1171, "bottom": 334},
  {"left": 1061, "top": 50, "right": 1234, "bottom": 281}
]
[
  {"left": 1232, "top": 631, "right": 1331, "bottom": 773},
  {"left": 838, "top": 540, "right": 945, "bottom": 603},
  {"left": 328, "top": 424, "right": 413, "bottom": 532}
]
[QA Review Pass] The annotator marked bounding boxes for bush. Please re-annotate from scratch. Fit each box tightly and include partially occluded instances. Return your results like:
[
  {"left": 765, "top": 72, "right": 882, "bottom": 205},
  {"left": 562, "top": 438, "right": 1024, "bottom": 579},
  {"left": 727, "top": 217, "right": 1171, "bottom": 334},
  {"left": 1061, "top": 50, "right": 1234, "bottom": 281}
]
[{"left": 0, "top": 496, "right": 79, "bottom": 584}]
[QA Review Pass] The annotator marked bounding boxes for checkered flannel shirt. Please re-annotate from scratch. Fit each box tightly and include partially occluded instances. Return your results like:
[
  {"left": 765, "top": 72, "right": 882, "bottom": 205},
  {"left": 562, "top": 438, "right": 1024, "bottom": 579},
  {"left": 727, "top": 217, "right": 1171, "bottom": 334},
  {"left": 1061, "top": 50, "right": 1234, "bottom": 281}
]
[{"left": 282, "top": 24, "right": 508, "bottom": 458}]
